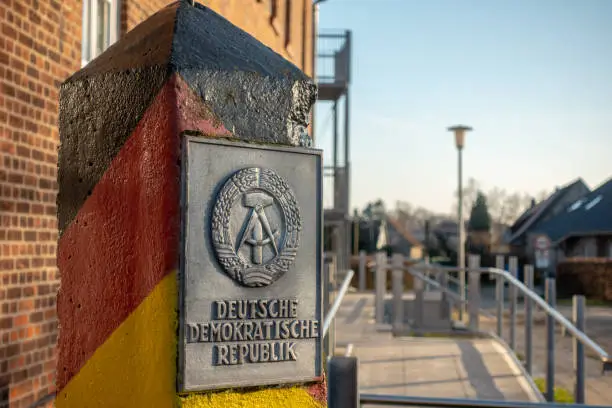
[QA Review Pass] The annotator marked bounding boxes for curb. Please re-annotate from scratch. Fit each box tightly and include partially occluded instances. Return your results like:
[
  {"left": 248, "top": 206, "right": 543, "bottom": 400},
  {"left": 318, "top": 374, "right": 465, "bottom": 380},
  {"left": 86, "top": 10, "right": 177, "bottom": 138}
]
[{"left": 486, "top": 332, "right": 546, "bottom": 403}]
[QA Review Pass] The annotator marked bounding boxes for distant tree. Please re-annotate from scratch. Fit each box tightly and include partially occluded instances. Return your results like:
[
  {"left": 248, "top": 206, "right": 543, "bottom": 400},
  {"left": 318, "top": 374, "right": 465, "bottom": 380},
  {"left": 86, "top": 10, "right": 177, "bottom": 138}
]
[
  {"left": 363, "top": 199, "right": 386, "bottom": 221},
  {"left": 468, "top": 191, "right": 491, "bottom": 232},
  {"left": 455, "top": 180, "right": 552, "bottom": 226}
]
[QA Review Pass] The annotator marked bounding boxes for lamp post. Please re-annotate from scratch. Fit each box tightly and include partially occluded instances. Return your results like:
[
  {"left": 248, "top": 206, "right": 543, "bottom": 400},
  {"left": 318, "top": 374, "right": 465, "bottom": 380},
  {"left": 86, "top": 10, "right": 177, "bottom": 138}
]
[{"left": 448, "top": 125, "right": 472, "bottom": 321}]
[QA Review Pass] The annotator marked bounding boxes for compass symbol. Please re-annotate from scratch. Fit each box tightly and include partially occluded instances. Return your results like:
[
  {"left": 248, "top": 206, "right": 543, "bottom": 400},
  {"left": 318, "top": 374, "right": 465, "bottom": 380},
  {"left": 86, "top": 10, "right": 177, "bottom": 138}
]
[{"left": 236, "top": 192, "right": 280, "bottom": 265}]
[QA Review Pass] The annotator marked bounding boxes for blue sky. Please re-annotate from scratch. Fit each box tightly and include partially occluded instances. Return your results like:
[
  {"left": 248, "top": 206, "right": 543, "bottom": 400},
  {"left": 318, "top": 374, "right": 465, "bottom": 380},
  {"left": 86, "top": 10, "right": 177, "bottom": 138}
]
[{"left": 314, "top": 0, "right": 612, "bottom": 214}]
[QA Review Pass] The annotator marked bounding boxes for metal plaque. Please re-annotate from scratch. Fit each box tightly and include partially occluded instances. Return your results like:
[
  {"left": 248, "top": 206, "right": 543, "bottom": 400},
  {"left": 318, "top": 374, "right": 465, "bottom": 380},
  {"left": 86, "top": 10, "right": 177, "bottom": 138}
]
[{"left": 178, "top": 136, "right": 323, "bottom": 392}]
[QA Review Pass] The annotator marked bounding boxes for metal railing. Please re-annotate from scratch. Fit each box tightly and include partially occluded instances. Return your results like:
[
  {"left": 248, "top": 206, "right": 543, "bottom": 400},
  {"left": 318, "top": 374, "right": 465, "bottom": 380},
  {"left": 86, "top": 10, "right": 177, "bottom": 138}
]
[
  {"left": 324, "top": 269, "right": 354, "bottom": 337},
  {"left": 349, "top": 251, "right": 612, "bottom": 407},
  {"left": 415, "top": 261, "right": 612, "bottom": 404},
  {"left": 412, "top": 263, "right": 612, "bottom": 364},
  {"left": 359, "top": 394, "right": 612, "bottom": 408},
  {"left": 316, "top": 31, "right": 351, "bottom": 85}
]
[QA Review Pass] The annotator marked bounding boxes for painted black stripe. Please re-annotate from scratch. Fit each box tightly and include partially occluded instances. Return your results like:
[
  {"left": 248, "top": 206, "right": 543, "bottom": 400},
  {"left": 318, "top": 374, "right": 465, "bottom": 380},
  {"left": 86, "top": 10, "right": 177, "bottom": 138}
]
[{"left": 57, "top": 4, "right": 180, "bottom": 235}]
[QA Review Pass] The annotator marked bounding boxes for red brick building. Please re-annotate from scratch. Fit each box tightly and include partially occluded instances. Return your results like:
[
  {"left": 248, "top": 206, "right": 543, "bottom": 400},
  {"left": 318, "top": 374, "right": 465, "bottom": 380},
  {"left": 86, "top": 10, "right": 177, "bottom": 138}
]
[{"left": 0, "top": 1, "right": 313, "bottom": 406}]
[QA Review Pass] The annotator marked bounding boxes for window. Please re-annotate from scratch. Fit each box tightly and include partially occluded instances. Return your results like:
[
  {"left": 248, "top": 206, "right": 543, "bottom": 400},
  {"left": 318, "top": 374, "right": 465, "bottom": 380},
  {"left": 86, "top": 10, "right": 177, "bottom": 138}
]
[
  {"left": 81, "top": 0, "right": 120, "bottom": 66},
  {"left": 567, "top": 198, "right": 585, "bottom": 212},
  {"left": 585, "top": 194, "right": 603, "bottom": 210}
]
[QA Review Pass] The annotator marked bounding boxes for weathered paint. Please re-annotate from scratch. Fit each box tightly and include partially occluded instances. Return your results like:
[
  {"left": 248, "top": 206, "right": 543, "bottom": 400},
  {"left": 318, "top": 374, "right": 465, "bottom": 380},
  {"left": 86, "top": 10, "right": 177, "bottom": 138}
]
[
  {"left": 56, "top": 79, "right": 181, "bottom": 391},
  {"left": 179, "top": 387, "right": 324, "bottom": 408},
  {"left": 57, "top": 2, "right": 322, "bottom": 406},
  {"left": 57, "top": 1, "right": 316, "bottom": 235},
  {"left": 56, "top": 1, "right": 178, "bottom": 234},
  {"left": 56, "top": 272, "right": 178, "bottom": 408}
]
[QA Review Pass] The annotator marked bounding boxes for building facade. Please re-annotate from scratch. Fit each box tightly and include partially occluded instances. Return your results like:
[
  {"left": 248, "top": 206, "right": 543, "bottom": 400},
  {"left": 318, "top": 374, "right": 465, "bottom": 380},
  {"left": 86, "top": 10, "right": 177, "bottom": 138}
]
[{"left": 0, "top": 1, "right": 313, "bottom": 406}]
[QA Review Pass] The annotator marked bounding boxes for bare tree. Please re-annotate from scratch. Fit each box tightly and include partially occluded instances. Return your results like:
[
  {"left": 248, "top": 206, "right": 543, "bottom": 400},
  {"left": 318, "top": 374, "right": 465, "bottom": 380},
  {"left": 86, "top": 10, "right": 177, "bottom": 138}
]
[
  {"left": 455, "top": 181, "right": 551, "bottom": 227},
  {"left": 451, "top": 177, "right": 481, "bottom": 218}
]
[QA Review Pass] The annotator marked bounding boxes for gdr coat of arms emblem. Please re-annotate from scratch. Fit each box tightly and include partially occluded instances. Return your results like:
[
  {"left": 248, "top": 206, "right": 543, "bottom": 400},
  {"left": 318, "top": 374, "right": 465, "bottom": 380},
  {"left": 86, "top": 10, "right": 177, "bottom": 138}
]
[{"left": 211, "top": 167, "right": 302, "bottom": 287}]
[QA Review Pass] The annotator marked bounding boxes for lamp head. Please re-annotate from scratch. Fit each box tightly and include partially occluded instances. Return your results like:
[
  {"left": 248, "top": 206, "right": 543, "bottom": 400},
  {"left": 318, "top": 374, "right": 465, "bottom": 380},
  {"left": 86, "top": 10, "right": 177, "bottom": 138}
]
[{"left": 448, "top": 125, "right": 472, "bottom": 150}]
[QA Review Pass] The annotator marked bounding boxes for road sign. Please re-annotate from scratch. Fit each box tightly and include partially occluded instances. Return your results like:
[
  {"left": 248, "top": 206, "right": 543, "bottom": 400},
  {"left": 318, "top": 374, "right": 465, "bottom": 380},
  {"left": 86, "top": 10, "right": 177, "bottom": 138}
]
[{"left": 534, "top": 235, "right": 551, "bottom": 269}]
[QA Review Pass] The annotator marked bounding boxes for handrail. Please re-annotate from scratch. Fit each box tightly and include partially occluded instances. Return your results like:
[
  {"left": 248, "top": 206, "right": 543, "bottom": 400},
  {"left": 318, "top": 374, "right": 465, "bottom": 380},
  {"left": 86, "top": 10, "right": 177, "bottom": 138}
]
[
  {"left": 411, "top": 263, "right": 612, "bottom": 365},
  {"left": 360, "top": 393, "right": 612, "bottom": 408},
  {"left": 368, "top": 258, "right": 611, "bottom": 364},
  {"left": 323, "top": 269, "right": 355, "bottom": 337}
]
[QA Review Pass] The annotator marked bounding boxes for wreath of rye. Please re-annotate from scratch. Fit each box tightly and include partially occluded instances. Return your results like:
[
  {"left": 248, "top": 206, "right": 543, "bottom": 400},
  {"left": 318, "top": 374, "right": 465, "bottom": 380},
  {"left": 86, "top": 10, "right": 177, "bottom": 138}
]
[{"left": 211, "top": 167, "right": 302, "bottom": 287}]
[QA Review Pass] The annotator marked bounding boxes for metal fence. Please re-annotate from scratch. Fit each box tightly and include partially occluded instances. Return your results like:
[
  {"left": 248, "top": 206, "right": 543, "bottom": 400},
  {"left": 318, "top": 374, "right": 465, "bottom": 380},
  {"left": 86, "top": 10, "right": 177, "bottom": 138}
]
[
  {"left": 316, "top": 31, "right": 351, "bottom": 85},
  {"left": 329, "top": 251, "right": 612, "bottom": 408}
]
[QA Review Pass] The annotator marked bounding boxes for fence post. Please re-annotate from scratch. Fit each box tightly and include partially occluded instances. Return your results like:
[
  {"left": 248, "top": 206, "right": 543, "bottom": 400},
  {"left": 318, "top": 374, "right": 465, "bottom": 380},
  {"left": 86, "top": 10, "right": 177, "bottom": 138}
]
[
  {"left": 573, "top": 295, "right": 586, "bottom": 404},
  {"left": 439, "top": 266, "right": 450, "bottom": 320},
  {"left": 375, "top": 251, "right": 387, "bottom": 325},
  {"left": 509, "top": 256, "right": 518, "bottom": 351},
  {"left": 495, "top": 255, "right": 505, "bottom": 338},
  {"left": 545, "top": 276, "right": 556, "bottom": 402},
  {"left": 327, "top": 356, "right": 358, "bottom": 408},
  {"left": 414, "top": 261, "right": 425, "bottom": 330},
  {"left": 358, "top": 250, "right": 366, "bottom": 292},
  {"left": 524, "top": 264, "right": 534, "bottom": 375},
  {"left": 468, "top": 254, "right": 481, "bottom": 332},
  {"left": 424, "top": 257, "right": 431, "bottom": 292},
  {"left": 392, "top": 254, "right": 404, "bottom": 335}
]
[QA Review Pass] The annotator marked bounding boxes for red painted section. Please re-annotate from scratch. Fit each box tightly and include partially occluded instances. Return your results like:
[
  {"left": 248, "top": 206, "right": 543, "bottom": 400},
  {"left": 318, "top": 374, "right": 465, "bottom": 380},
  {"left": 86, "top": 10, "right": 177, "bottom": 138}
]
[
  {"left": 171, "top": 73, "right": 232, "bottom": 136},
  {"left": 56, "top": 80, "right": 181, "bottom": 391},
  {"left": 57, "top": 73, "right": 236, "bottom": 391},
  {"left": 307, "top": 375, "right": 327, "bottom": 405}
]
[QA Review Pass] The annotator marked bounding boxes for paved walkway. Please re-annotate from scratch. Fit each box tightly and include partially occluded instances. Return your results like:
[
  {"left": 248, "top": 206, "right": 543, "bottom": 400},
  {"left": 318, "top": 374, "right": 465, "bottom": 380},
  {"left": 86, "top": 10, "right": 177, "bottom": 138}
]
[{"left": 333, "top": 292, "right": 540, "bottom": 405}]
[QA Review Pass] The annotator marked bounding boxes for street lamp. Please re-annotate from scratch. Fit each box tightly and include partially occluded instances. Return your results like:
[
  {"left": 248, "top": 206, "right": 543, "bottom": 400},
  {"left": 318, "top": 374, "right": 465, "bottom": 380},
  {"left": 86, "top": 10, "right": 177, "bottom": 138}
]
[{"left": 448, "top": 125, "right": 472, "bottom": 321}]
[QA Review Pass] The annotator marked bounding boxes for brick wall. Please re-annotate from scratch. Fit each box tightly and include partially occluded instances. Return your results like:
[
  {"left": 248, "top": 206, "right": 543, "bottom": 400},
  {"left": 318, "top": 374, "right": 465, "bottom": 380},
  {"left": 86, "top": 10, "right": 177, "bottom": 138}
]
[
  {"left": 557, "top": 258, "right": 612, "bottom": 301},
  {"left": 1, "top": 1, "right": 313, "bottom": 407},
  {"left": 1, "top": 1, "right": 81, "bottom": 407}
]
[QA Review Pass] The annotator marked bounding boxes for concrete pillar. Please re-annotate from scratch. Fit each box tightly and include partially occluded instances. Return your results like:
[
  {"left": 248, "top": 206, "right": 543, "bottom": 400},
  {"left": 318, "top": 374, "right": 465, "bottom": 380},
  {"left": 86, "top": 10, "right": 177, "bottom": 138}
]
[
  {"left": 375, "top": 252, "right": 388, "bottom": 324},
  {"left": 56, "top": 3, "right": 321, "bottom": 407},
  {"left": 391, "top": 254, "right": 405, "bottom": 335},
  {"left": 468, "top": 254, "right": 481, "bottom": 332}
]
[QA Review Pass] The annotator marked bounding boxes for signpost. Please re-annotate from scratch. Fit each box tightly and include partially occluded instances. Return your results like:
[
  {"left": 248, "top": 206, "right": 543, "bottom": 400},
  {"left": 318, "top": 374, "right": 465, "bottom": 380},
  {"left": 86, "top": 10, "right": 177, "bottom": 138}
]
[{"left": 534, "top": 234, "right": 551, "bottom": 269}]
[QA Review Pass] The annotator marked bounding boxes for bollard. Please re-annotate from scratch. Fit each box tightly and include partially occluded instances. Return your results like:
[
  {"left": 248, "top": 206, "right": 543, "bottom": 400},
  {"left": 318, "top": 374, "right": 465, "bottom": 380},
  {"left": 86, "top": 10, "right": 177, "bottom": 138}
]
[
  {"left": 509, "top": 256, "right": 519, "bottom": 351},
  {"left": 327, "top": 356, "right": 358, "bottom": 408},
  {"left": 375, "top": 251, "right": 388, "bottom": 324},
  {"left": 545, "top": 277, "right": 556, "bottom": 402},
  {"left": 495, "top": 255, "right": 505, "bottom": 338},
  {"left": 392, "top": 254, "right": 405, "bottom": 335},
  {"left": 359, "top": 250, "right": 366, "bottom": 291},
  {"left": 56, "top": 3, "right": 323, "bottom": 406},
  {"left": 524, "top": 265, "right": 534, "bottom": 375},
  {"left": 573, "top": 295, "right": 586, "bottom": 404},
  {"left": 468, "top": 254, "right": 481, "bottom": 332}
]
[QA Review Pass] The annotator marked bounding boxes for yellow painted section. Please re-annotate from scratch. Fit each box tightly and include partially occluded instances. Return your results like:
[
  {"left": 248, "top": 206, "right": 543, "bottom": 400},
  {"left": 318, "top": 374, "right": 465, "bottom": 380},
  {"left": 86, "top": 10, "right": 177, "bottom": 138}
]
[
  {"left": 56, "top": 269, "right": 324, "bottom": 408},
  {"left": 179, "top": 387, "right": 324, "bottom": 408},
  {"left": 56, "top": 271, "right": 179, "bottom": 408}
]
